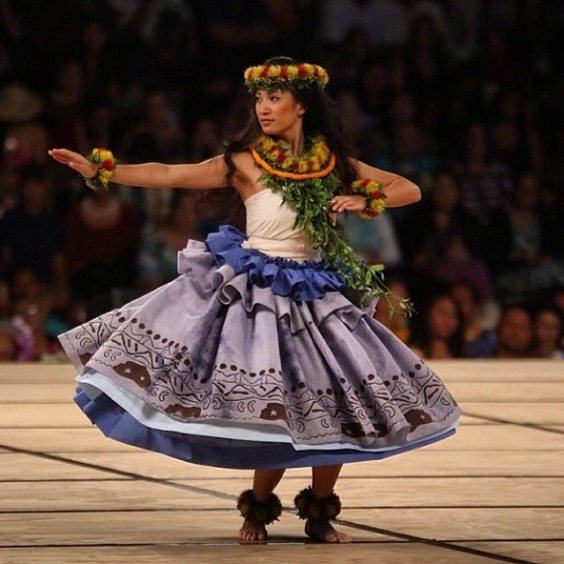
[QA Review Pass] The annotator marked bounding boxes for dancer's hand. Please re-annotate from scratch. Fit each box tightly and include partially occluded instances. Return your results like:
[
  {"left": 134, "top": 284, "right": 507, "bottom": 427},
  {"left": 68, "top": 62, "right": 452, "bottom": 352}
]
[
  {"left": 330, "top": 194, "right": 366, "bottom": 213},
  {"left": 48, "top": 148, "right": 97, "bottom": 178}
]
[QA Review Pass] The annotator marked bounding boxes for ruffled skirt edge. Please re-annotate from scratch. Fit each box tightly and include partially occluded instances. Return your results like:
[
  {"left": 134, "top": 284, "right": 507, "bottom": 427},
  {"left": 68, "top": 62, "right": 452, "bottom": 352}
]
[{"left": 76, "top": 370, "right": 458, "bottom": 470}]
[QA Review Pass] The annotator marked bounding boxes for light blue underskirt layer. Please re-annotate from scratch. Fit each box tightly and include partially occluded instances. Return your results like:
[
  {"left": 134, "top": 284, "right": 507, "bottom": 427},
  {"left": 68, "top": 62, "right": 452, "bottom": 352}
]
[{"left": 75, "top": 369, "right": 458, "bottom": 469}]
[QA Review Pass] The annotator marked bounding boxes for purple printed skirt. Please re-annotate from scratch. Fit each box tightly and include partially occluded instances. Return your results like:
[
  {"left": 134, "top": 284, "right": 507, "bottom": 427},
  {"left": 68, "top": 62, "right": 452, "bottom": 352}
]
[{"left": 60, "top": 226, "right": 461, "bottom": 470}]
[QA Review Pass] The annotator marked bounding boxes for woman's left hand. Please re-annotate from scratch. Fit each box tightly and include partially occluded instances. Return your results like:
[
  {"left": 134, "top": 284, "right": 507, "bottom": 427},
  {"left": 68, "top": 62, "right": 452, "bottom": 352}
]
[{"left": 330, "top": 194, "right": 366, "bottom": 213}]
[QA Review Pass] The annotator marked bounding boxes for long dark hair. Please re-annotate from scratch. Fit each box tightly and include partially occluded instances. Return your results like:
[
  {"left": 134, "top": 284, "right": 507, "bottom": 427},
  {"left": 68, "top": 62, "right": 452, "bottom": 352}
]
[{"left": 223, "top": 56, "right": 358, "bottom": 189}]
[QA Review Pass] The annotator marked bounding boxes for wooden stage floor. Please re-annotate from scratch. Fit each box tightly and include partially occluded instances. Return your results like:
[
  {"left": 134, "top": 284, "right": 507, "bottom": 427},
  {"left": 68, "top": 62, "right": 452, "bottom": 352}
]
[{"left": 0, "top": 360, "right": 562, "bottom": 564}]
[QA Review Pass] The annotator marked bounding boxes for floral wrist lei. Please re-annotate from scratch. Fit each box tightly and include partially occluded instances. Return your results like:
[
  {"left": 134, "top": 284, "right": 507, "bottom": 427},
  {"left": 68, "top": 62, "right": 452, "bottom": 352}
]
[
  {"left": 250, "top": 134, "right": 336, "bottom": 180},
  {"left": 349, "top": 179, "right": 387, "bottom": 219},
  {"left": 83, "top": 148, "right": 117, "bottom": 191},
  {"left": 244, "top": 63, "right": 329, "bottom": 92}
]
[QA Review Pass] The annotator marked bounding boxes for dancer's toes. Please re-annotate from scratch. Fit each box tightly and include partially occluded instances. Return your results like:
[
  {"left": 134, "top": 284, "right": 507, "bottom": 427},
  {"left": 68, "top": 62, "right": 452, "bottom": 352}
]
[
  {"left": 238, "top": 518, "right": 268, "bottom": 542},
  {"left": 305, "top": 519, "right": 352, "bottom": 543}
]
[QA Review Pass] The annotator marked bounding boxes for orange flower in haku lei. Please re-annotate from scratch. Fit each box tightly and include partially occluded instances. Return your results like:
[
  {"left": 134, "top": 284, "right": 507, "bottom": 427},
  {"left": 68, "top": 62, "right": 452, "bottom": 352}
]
[{"left": 250, "top": 134, "right": 336, "bottom": 180}]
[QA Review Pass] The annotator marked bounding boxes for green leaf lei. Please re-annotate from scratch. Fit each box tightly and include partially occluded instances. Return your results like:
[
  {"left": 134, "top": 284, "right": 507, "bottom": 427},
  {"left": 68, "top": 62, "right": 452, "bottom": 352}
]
[{"left": 256, "top": 154, "right": 414, "bottom": 315}]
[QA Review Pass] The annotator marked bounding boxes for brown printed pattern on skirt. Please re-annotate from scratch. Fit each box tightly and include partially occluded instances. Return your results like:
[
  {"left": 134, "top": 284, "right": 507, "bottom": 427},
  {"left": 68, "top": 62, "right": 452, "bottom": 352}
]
[{"left": 68, "top": 309, "right": 459, "bottom": 447}]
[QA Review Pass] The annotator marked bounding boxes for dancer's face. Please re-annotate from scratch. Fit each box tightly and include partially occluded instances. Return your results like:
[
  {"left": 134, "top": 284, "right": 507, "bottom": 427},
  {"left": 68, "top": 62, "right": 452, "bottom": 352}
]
[{"left": 255, "top": 89, "right": 305, "bottom": 142}]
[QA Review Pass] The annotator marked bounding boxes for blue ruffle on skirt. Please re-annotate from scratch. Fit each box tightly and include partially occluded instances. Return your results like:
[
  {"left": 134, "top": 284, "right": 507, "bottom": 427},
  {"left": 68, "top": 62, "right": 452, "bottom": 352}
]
[{"left": 206, "top": 225, "right": 345, "bottom": 301}]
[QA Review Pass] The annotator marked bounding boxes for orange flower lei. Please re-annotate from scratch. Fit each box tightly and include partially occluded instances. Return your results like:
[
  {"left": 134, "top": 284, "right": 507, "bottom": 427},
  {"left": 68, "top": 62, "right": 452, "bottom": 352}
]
[
  {"left": 84, "top": 148, "right": 117, "bottom": 191},
  {"left": 244, "top": 63, "right": 329, "bottom": 92},
  {"left": 349, "top": 179, "right": 387, "bottom": 219},
  {"left": 250, "top": 134, "right": 336, "bottom": 180}
]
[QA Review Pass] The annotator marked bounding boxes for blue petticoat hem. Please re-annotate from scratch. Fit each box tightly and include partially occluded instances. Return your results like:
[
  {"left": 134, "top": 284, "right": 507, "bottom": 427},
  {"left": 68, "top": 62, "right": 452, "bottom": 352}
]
[
  {"left": 75, "top": 387, "right": 457, "bottom": 470},
  {"left": 205, "top": 225, "right": 346, "bottom": 301}
]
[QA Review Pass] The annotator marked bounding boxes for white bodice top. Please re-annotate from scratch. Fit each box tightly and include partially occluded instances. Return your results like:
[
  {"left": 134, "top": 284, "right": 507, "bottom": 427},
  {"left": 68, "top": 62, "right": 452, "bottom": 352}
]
[{"left": 242, "top": 189, "right": 321, "bottom": 262}]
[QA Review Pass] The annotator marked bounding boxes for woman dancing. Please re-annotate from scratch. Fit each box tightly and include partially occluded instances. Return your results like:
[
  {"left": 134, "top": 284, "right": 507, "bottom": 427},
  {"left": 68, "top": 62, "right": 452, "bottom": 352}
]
[{"left": 49, "top": 57, "right": 460, "bottom": 544}]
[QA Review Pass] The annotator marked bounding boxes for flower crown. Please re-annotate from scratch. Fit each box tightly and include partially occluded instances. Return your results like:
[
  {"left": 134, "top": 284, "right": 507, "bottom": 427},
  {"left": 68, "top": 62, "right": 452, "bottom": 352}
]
[{"left": 244, "top": 63, "right": 329, "bottom": 92}]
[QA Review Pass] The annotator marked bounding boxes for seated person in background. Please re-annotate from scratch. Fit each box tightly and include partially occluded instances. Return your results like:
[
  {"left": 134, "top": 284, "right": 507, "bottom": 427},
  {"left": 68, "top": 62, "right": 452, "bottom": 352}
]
[
  {"left": 10, "top": 293, "right": 64, "bottom": 361},
  {"left": 0, "top": 329, "right": 16, "bottom": 361},
  {"left": 342, "top": 206, "right": 404, "bottom": 274},
  {"left": 549, "top": 286, "right": 564, "bottom": 348},
  {"left": 490, "top": 304, "right": 533, "bottom": 359},
  {"left": 492, "top": 171, "right": 564, "bottom": 305},
  {"left": 450, "top": 281, "right": 499, "bottom": 358},
  {"left": 137, "top": 190, "right": 205, "bottom": 291},
  {"left": 408, "top": 291, "right": 465, "bottom": 359},
  {"left": 531, "top": 305, "right": 564, "bottom": 359},
  {"left": 8, "top": 268, "right": 69, "bottom": 360},
  {"left": 64, "top": 186, "right": 141, "bottom": 307},
  {"left": 0, "top": 163, "right": 67, "bottom": 307},
  {"left": 406, "top": 169, "right": 494, "bottom": 304}
]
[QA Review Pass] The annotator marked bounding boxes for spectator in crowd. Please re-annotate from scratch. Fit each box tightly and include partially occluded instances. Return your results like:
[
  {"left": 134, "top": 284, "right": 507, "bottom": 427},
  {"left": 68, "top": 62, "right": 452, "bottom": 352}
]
[
  {"left": 0, "top": 276, "right": 10, "bottom": 325},
  {"left": 321, "top": 0, "right": 406, "bottom": 53},
  {"left": 10, "top": 292, "right": 65, "bottom": 361},
  {"left": 0, "top": 328, "right": 16, "bottom": 361},
  {"left": 0, "top": 163, "right": 68, "bottom": 307},
  {"left": 549, "top": 287, "right": 564, "bottom": 346},
  {"left": 0, "top": 83, "right": 48, "bottom": 171},
  {"left": 493, "top": 171, "right": 564, "bottom": 305},
  {"left": 452, "top": 122, "right": 514, "bottom": 223},
  {"left": 119, "top": 88, "right": 186, "bottom": 220},
  {"left": 45, "top": 59, "right": 88, "bottom": 153},
  {"left": 137, "top": 190, "right": 205, "bottom": 291},
  {"left": 450, "top": 281, "right": 499, "bottom": 358},
  {"left": 491, "top": 303, "right": 533, "bottom": 359},
  {"left": 64, "top": 185, "right": 141, "bottom": 309},
  {"left": 328, "top": 27, "right": 376, "bottom": 99},
  {"left": 120, "top": 89, "right": 186, "bottom": 164},
  {"left": 342, "top": 207, "right": 404, "bottom": 276},
  {"left": 199, "top": 0, "right": 290, "bottom": 75},
  {"left": 7, "top": 267, "right": 67, "bottom": 361},
  {"left": 79, "top": 19, "right": 116, "bottom": 101},
  {"left": 531, "top": 305, "right": 564, "bottom": 359},
  {"left": 406, "top": 169, "right": 493, "bottom": 303},
  {"left": 404, "top": 12, "right": 449, "bottom": 131},
  {"left": 408, "top": 291, "right": 465, "bottom": 359},
  {"left": 187, "top": 117, "right": 222, "bottom": 163}
]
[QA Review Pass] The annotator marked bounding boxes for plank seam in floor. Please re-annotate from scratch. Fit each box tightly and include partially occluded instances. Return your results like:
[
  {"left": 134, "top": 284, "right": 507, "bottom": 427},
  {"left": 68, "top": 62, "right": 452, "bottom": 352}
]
[
  {"left": 0, "top": 444, "right": 547, "bottom": 564},
  {"left": 338, "top": 519, "right": 537, "bottom": 564},
  {"left": 460, "top": 412, "right": 564, "bottom": 434}
]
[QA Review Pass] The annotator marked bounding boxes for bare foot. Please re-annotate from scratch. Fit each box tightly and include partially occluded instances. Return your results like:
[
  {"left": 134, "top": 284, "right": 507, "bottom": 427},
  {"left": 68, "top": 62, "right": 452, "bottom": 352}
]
[
  {"left": 238, "top": 518, "right": 268, "bottom": 542},
  {"left": 305, "top": 519, "right": 352, "bottom": 543}
]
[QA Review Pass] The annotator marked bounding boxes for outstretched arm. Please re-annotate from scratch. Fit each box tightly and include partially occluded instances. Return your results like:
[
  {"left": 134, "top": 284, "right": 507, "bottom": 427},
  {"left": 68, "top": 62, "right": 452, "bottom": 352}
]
[{"left": 48, "top": 149, "right": 230, "bottom": 190}]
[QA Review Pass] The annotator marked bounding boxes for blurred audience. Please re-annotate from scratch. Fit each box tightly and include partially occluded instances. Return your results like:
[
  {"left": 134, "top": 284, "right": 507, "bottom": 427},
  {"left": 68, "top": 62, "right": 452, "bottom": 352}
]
[{"left": 0, "top": 0, "right": 562, "bottom": 360}]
